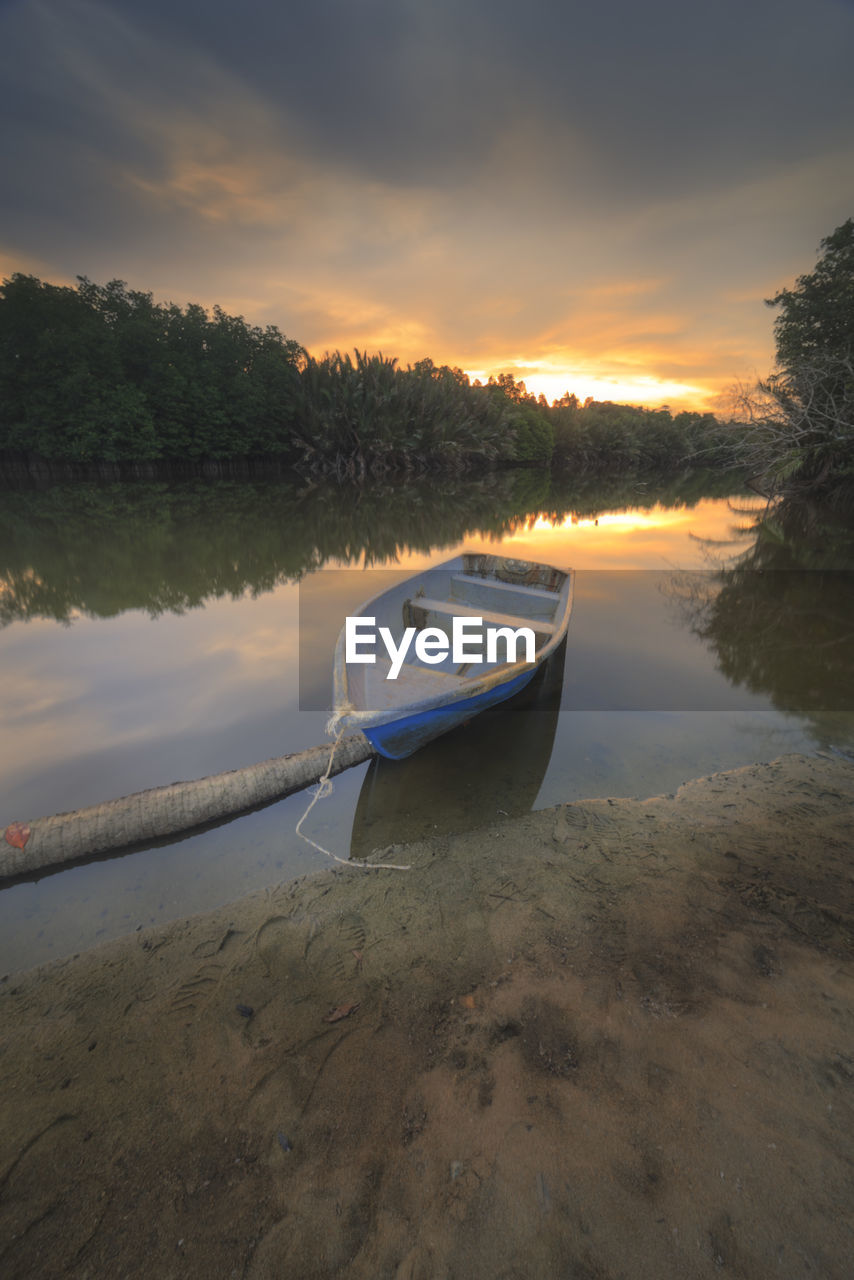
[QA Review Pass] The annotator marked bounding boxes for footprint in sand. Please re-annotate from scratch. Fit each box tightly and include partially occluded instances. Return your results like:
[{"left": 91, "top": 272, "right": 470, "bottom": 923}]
[
  {"left": 303, "top": 911, "right": 367, "bottom": 982},
  {"left": 167, "top": 962, "right": 226, "bottom": 1016}
]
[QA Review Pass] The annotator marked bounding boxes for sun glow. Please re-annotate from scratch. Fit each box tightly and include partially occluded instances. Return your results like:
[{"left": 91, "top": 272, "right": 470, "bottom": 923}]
[
  {"left": 466, "top": 366, "right": 712, "bottom": 411},
  {"left": 494, "top": 499, "right": 761, "bottom": 571},
  {"left": 526, "top": 509, "right": 692, "bottom": 533}
]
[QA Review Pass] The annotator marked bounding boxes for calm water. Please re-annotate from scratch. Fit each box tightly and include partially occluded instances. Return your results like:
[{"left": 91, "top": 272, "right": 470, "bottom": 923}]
[{"left": 1, "top": 471, "right": 852, "bottom": 972}]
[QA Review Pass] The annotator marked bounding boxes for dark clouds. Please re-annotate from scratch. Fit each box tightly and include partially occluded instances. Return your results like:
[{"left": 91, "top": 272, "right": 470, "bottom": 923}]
[
  {"left": 90, "top": 0, "right": 854, "bottom": 196},
  {"left": 1, "top": 0, "right": 853, "bottom": 404}
]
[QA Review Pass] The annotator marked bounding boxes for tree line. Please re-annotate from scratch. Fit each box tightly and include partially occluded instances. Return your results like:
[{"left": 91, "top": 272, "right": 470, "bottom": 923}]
[
  {"left": 485, "top": 371, "right": 732, "bottom": 472},
  {"left": 0, "top": 272, "right": 732, "bottom": 477},
  {"left": 0, "top": 275, "right": 550, "bottom": 474},
  {"left": 1, "top": 216, "right": 851, "bottom": 494}
]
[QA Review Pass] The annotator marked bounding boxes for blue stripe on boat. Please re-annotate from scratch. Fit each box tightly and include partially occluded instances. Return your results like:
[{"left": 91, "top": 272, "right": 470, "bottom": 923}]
[{"left": 363, "top": 666, "right": 537, "bottom": 759}]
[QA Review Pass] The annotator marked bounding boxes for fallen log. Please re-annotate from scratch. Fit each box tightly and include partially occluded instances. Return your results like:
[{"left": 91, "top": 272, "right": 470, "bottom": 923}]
[{"left": 1, "top": 733, "right": 375, "bottom": 882}]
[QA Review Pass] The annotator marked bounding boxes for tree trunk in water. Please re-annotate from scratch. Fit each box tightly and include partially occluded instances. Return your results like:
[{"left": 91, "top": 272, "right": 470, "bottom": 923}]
[{"left": 1, "top": 734, "right": 375, "bottom": 881}]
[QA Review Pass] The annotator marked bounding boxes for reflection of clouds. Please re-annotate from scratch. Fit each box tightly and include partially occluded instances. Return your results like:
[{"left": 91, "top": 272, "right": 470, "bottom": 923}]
[
  {"left": 202, "top": 587, "right": 299, "bottom": 669},
  {"left": 499, "top": 499, "right": 759, "bottom": 570},
  {"left": 204, "top": 628, "right": 298, "bottom": 666},
  {"left": 0, "top": 668, "right": 84, "bottom": 725},
  {"left": 0, "top": 586, "right": 302, "bottom": 795}
]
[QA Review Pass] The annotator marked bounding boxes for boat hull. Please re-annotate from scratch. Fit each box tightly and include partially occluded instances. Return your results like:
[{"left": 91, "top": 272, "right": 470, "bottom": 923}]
[{"left": 362, "top": 663, "right": 538, "bottom": 759}]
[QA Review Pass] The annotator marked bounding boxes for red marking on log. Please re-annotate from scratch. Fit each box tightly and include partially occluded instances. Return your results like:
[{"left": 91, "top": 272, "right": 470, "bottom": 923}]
[{"left": 4, "top": 822, "right": 31, "bottom": 849}]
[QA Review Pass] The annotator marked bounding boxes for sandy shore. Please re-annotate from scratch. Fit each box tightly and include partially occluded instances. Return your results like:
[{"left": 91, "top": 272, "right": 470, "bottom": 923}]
[{"left": 1, "top": 752, "right": 853, "bottom": 1279}]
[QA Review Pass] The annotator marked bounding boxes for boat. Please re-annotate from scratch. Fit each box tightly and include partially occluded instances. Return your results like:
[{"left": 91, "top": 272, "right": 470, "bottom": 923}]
[{"left": 329, "top": 552, "right": 574, "bottom": 759}]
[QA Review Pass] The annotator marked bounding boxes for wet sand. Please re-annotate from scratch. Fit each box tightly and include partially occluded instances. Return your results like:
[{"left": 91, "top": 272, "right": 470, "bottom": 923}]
[{"left": 1, "top": 752, "right": 853, "bottom": 1279}]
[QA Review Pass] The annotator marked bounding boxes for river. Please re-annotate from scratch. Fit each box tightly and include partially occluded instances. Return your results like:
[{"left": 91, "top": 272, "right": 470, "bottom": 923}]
[{"left": 1, "top": 469, "right": 852, "bottom": 972}]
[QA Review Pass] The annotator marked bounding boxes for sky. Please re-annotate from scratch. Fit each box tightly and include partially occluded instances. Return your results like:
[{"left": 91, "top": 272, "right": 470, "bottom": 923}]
[{"left": 1, "top": 0, "right": 853, "bottom": 412}]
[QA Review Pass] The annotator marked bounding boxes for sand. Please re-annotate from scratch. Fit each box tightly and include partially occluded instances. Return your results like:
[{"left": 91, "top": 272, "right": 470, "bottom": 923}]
[{"left": 1, "top": 752, "right": 853, "bottom": 1279}]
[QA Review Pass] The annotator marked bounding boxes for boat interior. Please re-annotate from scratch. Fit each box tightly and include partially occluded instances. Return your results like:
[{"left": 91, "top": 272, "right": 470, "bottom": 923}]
[{"left": 347, "top": 559, "right": 570, "bottom": 710}]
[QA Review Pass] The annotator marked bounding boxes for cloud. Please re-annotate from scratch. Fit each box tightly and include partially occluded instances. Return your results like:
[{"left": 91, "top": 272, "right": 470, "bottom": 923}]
[
  {"left": 89, "top": 0, "right": 854, "bottom": 204},
  {"left": 1, "top": 0, "right": 853, "bottom": 406}
]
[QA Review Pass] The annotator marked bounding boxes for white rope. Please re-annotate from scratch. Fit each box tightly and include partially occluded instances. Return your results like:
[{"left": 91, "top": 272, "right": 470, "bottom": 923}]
[
  {"left": 325, "top": 698, "right": 355, "bottom": 739},
  {"left": 295, "top": 727, "right": 411, "bottom": 872}
]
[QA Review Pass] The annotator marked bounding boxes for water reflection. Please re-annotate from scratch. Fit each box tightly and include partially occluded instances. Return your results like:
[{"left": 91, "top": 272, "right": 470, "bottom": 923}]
[
  {"left": 350, "top": 642, "right": 565, "bottom": 857},
  {"left": 0, "top": 468, "right": 740, "bottom": 624},
  {"left": 668, "top": 498, "right": 854, "bottom": 746}
]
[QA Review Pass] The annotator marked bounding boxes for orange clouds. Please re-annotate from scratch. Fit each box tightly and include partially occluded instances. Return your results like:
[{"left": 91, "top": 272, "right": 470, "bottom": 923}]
[{"left": 3, "top": 1, "right": 852, "bottom": 414}]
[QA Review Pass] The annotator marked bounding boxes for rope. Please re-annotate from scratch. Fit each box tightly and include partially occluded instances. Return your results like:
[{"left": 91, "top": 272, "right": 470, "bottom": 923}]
[
  {"left": 295, "top": 727, "right": 411, "bottom": 872},
  {"left": 325, "top": 698, "right": 355, "bottom": 739}
]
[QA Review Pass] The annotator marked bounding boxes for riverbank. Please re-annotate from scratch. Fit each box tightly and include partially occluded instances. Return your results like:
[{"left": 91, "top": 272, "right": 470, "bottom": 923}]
[{"left": 1, "top": 752, "right": 853, "bottom": 1278}]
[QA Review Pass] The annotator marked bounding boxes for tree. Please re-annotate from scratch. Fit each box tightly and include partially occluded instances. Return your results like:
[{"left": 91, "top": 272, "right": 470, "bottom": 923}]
[
  {"left": 768, "top": 218, "right": 854, "bottom": 378},
  {"left": 742, "top": 219, "right": 854, "bottom": 496},
  {"left": 0, "top": 274, "right": 304, "bottom": 463}
]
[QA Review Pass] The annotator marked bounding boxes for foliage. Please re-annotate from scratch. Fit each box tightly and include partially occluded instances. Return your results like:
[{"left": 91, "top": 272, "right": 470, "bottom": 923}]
[
  {"left": 543, "top": 396, "right": 730, "bottom": 472},
  {"left": 480, "top": 374, "right": 732, "bottom": 473},
  {"left": 292, "top": 352, "right": 522, "bottom": 474},
  {"left": 733, "top": 218, "right": 854, "bottom": 499},
  {"left": 0, "top": 276, "right": 546, "bottom": 472},
  {"left": 509, "top": 403, "right": 555, "bottom": 463},
  {"left": 769, "top": 218, "right": 854, "bottom": 388},
  {"left": 1, "top": 272, "right": 736, "bottom": 476},
  {"left": 0, "top": 274, "right": 304, "bottom": 463},
  {"left": 484, "top": 389, "right": 554, "bottom": 465}
]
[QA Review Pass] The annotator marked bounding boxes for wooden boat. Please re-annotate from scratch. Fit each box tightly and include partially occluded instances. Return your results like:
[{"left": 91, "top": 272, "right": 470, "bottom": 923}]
[{"left": 330, "top": 552, "right": 574, "bottom": 758}]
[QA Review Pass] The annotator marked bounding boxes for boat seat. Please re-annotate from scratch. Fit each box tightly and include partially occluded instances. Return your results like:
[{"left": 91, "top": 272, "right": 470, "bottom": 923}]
[
  {"left": 449, "top": 572, "right": 560, "bottom": 616},
  {"left": 405, "top": 596, "right": 555, "bottom": 641}
]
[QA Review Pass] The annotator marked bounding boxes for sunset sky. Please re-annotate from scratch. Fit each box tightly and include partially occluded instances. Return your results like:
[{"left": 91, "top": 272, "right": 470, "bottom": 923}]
[{"left": 2, "top": 0, "right": 853, "bottom": 411}]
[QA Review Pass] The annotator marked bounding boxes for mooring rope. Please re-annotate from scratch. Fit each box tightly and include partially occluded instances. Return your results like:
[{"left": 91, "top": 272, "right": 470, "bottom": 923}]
[{"left": 295, "top": 726, "right": 411, "bottom": 872}]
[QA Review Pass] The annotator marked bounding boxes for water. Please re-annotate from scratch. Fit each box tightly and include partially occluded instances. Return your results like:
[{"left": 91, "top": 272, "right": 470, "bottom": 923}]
[{"left": 1, "top": 471, "right": 852, "bottom": 972}]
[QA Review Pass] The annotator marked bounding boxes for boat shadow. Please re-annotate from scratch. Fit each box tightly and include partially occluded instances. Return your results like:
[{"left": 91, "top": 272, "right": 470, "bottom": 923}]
[{"left": 348, "top": 639, "right": 566, "bottom": 859}]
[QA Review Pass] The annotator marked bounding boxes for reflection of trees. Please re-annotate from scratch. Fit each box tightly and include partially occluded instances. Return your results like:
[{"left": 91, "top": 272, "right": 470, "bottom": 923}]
[
  {"left": 672, "top": 497, "right": 854, "bottom": 748},
  {"left": 0, "top": 467, "right": 741, "bottom": 625}
]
